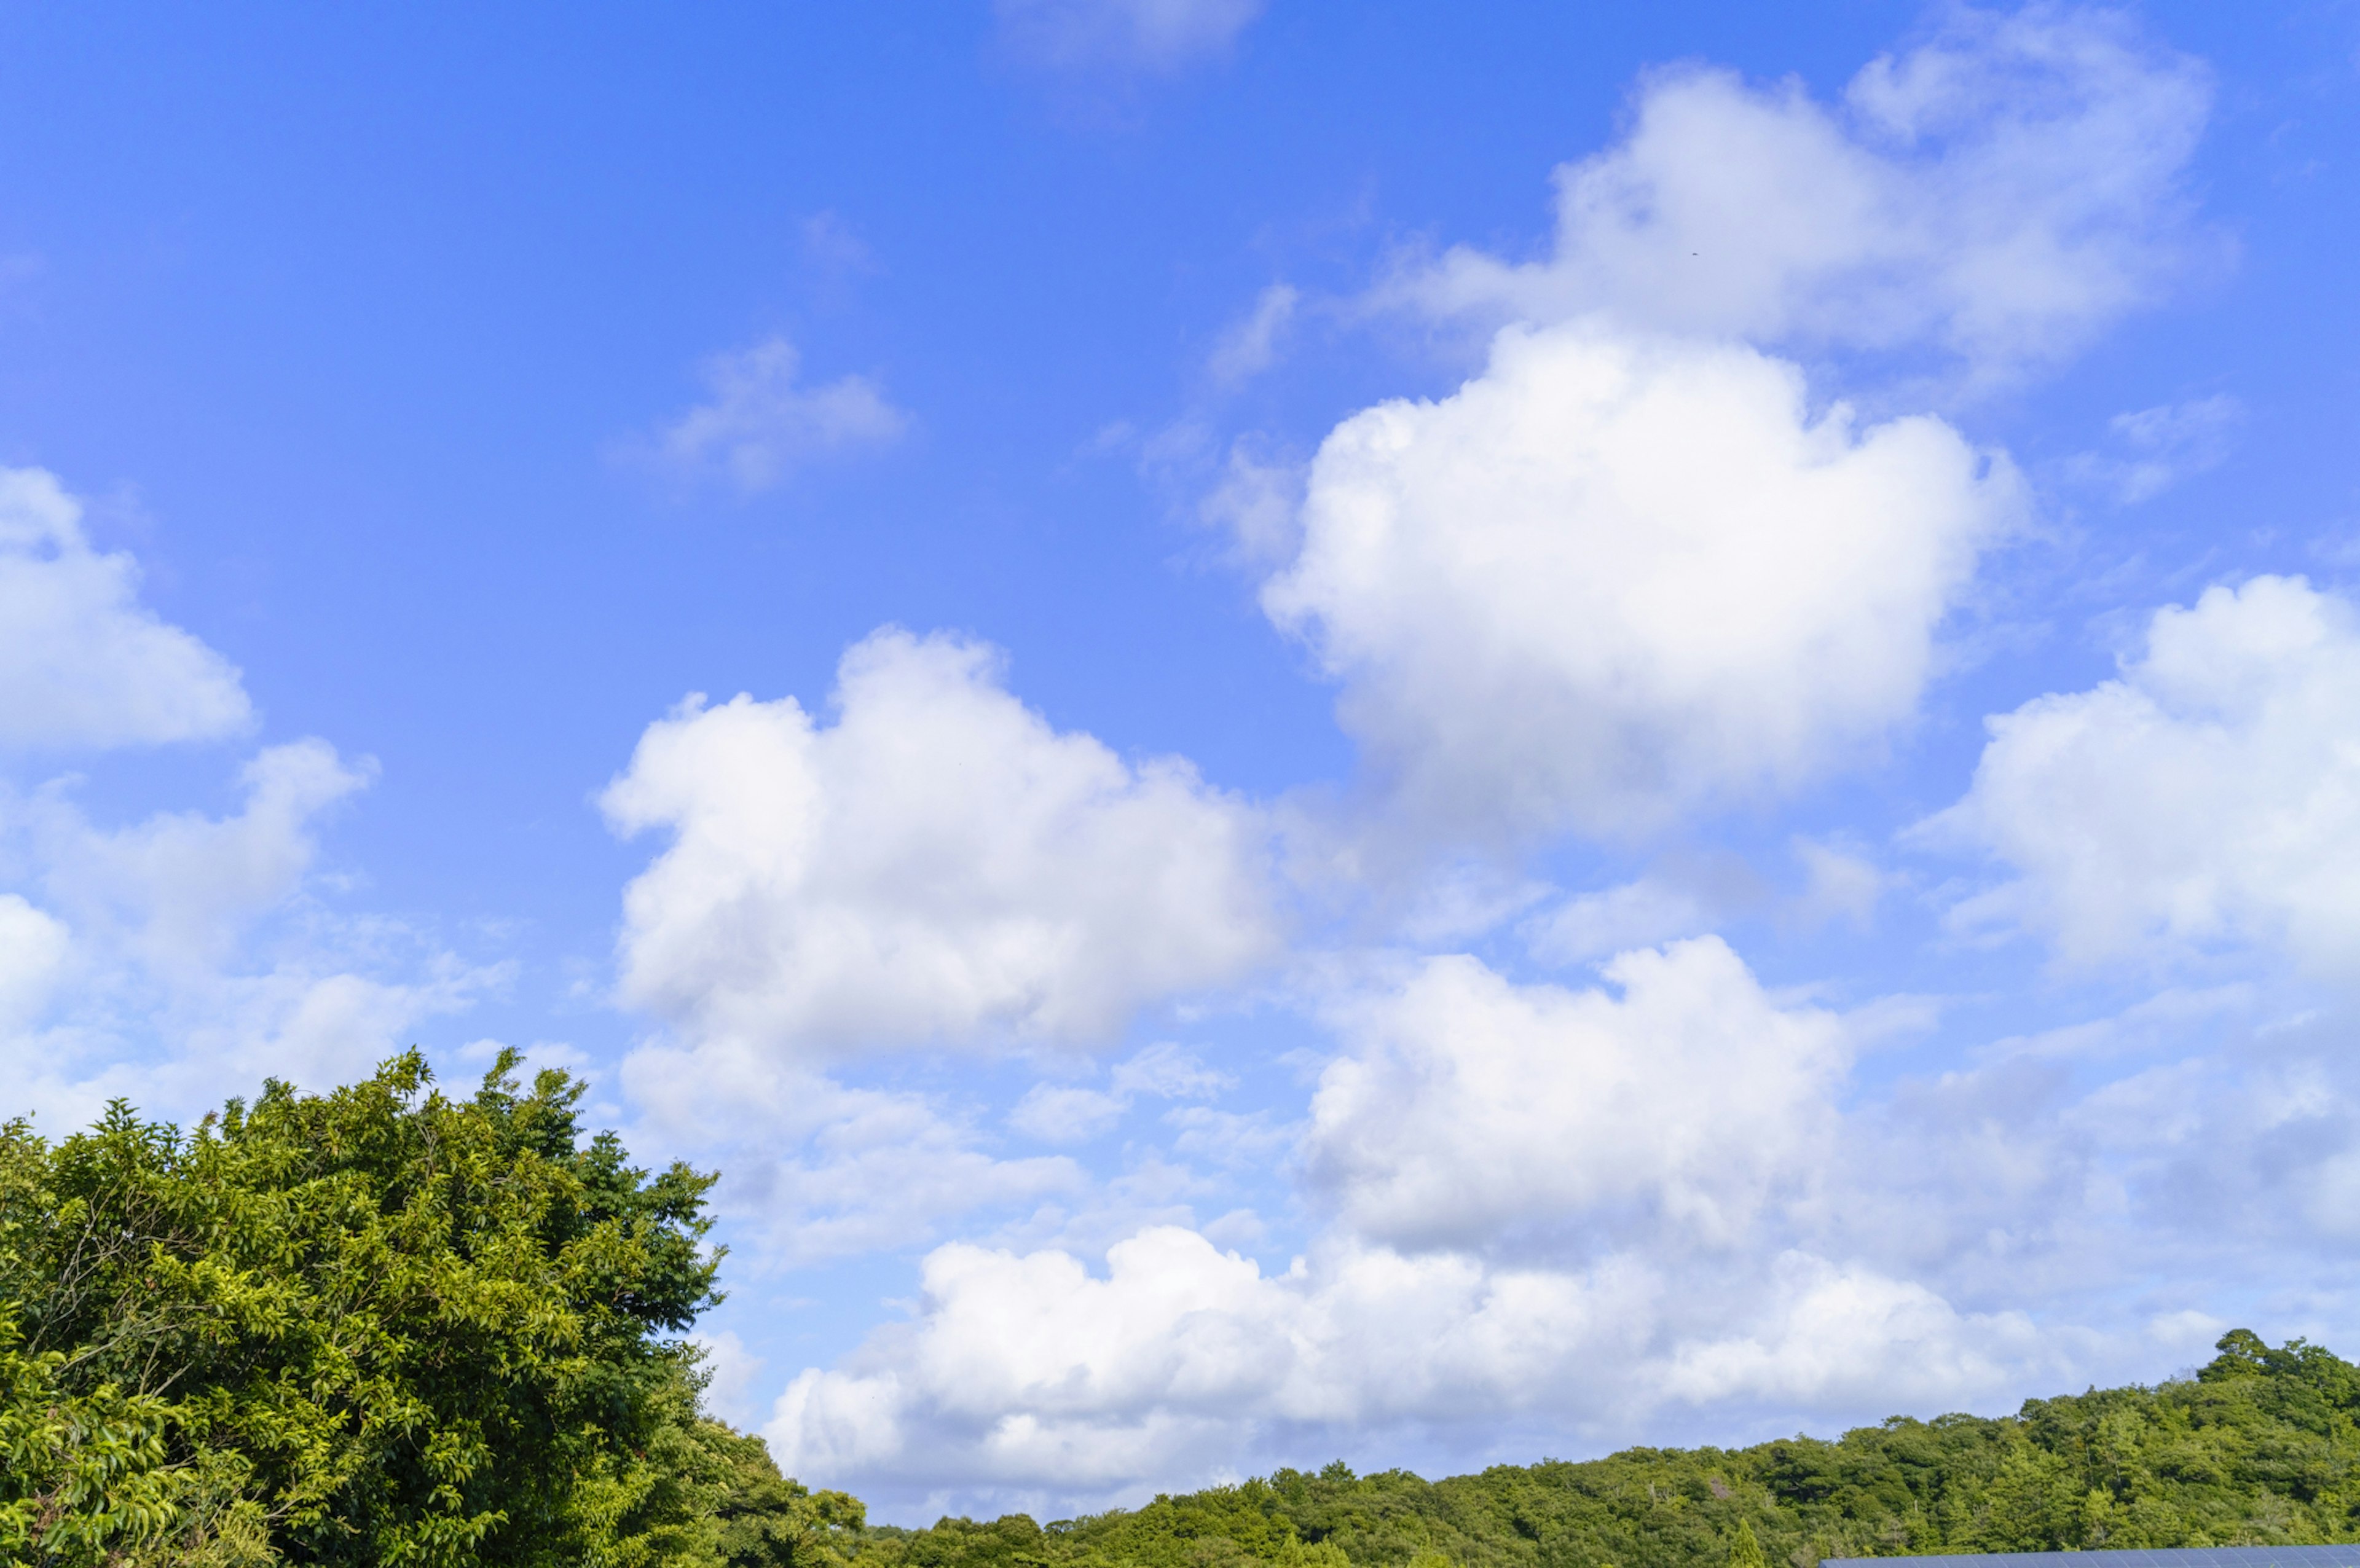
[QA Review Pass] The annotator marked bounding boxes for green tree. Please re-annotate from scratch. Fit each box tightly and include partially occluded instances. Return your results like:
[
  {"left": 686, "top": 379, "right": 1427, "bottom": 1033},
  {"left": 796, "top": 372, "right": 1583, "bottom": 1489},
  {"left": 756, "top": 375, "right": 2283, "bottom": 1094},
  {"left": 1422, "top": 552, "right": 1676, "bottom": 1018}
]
[
  {"left": 1, "top": 1050, "right": 726, "bottom": 1567},
  {"left": 1, "top": 1301, "right": 179, "bottom": 1564},
  {"left": 702, "top": 1420, "right": 866, "bottom": 1568}
]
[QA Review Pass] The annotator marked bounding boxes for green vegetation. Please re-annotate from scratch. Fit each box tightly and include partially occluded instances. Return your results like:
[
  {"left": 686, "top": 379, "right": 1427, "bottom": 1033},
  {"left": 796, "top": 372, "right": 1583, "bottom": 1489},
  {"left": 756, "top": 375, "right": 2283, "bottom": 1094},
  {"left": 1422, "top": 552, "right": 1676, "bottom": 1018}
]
[
  {"left": 11, "top": 1057, "right": 2360, "bottom": 1568},
  {"left": 863, "top": 1332, "right": 2360, "bottom": 1568},
  {"left": 1, "top": 1052, "right": 859, "bottom": 1568}
]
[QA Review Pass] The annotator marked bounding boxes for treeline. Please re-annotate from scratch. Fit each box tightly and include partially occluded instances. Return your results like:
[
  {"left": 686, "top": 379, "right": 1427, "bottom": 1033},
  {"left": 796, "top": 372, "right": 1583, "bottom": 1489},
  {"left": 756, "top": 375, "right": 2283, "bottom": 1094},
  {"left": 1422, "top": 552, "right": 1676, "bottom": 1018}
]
[
  {"left": 873, "top": 1330, "right": 2360, "bottom": 1566},
  {"left": 10, "top": 1059, "right": 2360, "bottom": 1567},
  {"left": 875, "top": 1328, "right": 2360, "bottom": 1568}
]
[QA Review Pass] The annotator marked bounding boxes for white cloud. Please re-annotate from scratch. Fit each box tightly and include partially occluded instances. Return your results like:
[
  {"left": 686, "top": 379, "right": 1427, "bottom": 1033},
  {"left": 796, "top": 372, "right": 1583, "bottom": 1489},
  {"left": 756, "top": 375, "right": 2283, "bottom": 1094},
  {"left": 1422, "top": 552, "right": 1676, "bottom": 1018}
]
[
  {"left": 4, "top": 964, "right": 492, "bottom": 1138},
  {"left": 997, "top": 0, "right": 1263, "bottom": 72},
  {"left": 0, "top": 894, "right": 68, "bottom": 1027},
  {"left": 643, "top": 337, "right": 904, "bottom": 493},
  {"left": 0, "top": 726, "right": 489, "bottom": 1129},
  {"left": 1165, "top": 1105, "right": 1288, "bottom": 1169},
  {"left": 22, "top": 739, "right": 372, "bottom": 973},
  {"left": 1195, "top": 440, "right": 1303, "bottom": 569},
  {"left": 1661, "top": 1251, "right": 2041, "bottom": 1407},
  {"left": 765, "top": 1224, "right": 2041, "bottom": 1510},
  {"left": 1792, "top": 837, "right": 1889, "bottom": 930},
  {"left": 2067, "top": 394, "right": 2241, "bottom": 503},
  {"left": 0, "top": 464, "right": 490, "bottom": 1136},
  {"left": 1206, "top": 284, "right": 1299, "bottom": 384},
  {"left": 626, "top": 1039, "right": 1087, "bottom": 1264},
  {"left": 801, "top": 212, "right": 875, "bottom": 276},
  {"left": 1010, "top": 1083, "right": 1129, "bottom": 1143},
  {"left": 1112, "top": 1040, "right": 1230, "bottom": 1099},
  {"left": 760, "top": 974, "right": 2360, "bottom": 1513},
  {"left": 0, "top": 466, "right": 251, "bottom": 750},
  {"left": 1524, "top": 877, "right": 1713, "bottom": 965},
  {"left": 753, "top": 982, "right": 2360, "bottom": 1518},
  {"left": 1393, "top": 6, "right": 2209, "bottom": 379},
  {"left": 1261, "top": 321, "right": 2019, "bottom": 841},
  {"left": 1924, "top": 575, "right": 2360, "bottom": 975},
  {"left": 1303, "top": 939, "right": 1849, "bottom": 1252},
  {"left": 1008, "top": 1043, "right": 1231, "bottom": 1143},
  {"left": 693, "top": 1330, "right": 771, "bottom": 1432},
  {"left": 605, "top": 627, "right": 1277, "bottom": 1057}
]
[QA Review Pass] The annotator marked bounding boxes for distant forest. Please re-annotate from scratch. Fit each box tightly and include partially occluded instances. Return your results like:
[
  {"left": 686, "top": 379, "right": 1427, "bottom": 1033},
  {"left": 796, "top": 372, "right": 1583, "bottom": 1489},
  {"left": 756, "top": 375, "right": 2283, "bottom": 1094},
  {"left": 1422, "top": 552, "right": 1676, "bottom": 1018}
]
[
  {"left": 871, "top": 1327, "right": 2360, "bottom": 1568},
  {"left": 7, "top": 1057, "right": 2358, "bottom": 1567}
]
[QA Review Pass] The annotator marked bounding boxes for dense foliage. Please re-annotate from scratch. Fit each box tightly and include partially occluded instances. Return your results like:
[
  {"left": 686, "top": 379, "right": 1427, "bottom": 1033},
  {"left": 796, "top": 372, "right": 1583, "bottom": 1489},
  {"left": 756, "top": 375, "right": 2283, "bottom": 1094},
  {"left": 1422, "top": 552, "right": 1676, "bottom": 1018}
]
[
  {"left": 0, "top": 1052, "right": 859, "bottom": 1568},
  {"left": 14, "top": 1058, "right": 2360, "bottom": 1568},
  {"left": 863, "top": 1331, "right": 2360, "bottom": 1568}
]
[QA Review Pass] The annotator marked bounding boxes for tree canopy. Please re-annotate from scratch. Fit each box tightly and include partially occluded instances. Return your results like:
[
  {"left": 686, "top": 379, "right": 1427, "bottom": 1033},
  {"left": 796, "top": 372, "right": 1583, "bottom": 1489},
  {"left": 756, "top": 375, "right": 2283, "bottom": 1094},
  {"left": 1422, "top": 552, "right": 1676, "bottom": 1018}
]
[{"left": 0, "top": 1051, "right": 858, "bottom": 1568}]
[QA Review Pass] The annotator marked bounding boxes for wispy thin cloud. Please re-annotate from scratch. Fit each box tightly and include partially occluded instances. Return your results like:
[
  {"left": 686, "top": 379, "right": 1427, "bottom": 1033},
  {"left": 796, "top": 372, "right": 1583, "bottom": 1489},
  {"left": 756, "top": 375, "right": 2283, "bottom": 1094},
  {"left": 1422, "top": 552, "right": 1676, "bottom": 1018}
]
[
  {"left": 634, "top": 337, "right": 905, "bottom": 495},
  {"left": 1206, "top": 283, "right": 1299, "bottom": 384},
  {"left": 2067, "top": 394, "right": 2242, "bottom": 504},
  {"left": 997, "top": 0, "right": 1265, "bottom": 73}
]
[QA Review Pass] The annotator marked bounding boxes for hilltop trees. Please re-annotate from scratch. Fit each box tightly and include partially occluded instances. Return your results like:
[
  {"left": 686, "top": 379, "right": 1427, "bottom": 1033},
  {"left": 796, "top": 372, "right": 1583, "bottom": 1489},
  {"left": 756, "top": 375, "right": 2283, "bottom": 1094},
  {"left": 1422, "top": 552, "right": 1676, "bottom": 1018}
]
[
  {"left": 847, "top": 1328, "right": 2360, "bottom": 1568},
  {"left": 0, "top": 1051, "right": 763, "bottom": 1566}
]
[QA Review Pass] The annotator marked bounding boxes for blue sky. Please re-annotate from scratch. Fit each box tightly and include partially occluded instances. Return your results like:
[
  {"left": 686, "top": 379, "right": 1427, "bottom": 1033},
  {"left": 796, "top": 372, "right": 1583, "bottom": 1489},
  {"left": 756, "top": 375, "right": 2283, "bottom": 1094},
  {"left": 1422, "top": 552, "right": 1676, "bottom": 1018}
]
[{"left": 6, "top": 0, "right": 2360, "bottom": 1525}]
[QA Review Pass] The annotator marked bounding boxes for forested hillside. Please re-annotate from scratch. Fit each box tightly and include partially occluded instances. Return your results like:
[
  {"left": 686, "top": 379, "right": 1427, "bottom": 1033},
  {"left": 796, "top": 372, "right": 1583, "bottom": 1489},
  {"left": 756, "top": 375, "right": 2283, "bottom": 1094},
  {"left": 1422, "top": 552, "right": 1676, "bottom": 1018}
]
[
  {"left": 9, "top": 1058, "right": 2360, "bottom": 1567},
  {"left": 877, "top": 1330, "right": 2360, "bottom": 1568}
]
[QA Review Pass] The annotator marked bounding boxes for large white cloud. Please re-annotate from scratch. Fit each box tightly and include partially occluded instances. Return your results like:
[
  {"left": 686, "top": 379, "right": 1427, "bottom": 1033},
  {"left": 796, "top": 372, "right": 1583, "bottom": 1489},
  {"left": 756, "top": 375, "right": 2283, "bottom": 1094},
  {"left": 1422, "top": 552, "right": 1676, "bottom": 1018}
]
[
  {"left": 1396, "top": 6, "right": 2209, "bottom": 378},
  {"left": 1925, "top": 576, "right": 2360, "bottom": 974},
  {"left": 761, "top": 974, "right": 2360, "bottom": 1515},
  {"left": 605, "top": 628, "right": 1278, "bottom": 1057},
  {"left": 765, "top": 1223, "right": 2043, "bottom": 1511},
  {"left": 1304, "top": 939, "right": 1849, "bottom": 1252},
  {"left": 757, "top": 940, "right": 2099, "bottom": 1511},
  {"left": 1262, "top": 323, "right": 2018, "bottom": 840},
  {"left": 0, "top": 466, "right": 251, "bottom": 750}
]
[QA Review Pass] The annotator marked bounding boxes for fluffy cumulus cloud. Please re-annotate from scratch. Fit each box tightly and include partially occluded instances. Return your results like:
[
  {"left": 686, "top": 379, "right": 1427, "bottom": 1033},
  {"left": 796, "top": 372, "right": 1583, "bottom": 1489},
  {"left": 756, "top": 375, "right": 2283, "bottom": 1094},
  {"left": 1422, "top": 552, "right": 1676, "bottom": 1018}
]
[
  {"left": 757, "top": 937, "right": 2117, "bottom": 1510},
  {"left": 1254, "top": 7, "right": 2208, "bottom": 850},
  {"left": 1659, "top": 1252, "right": 2045, "bottom": 1408},
  {"left": 605, "top": 627, "right": 1277, "bottom": 1058},
  {"left": 1302, "top": 939, "right": 1849, "bottom": 1251},
  {"left": 1926, "top": 576, "right": 2360, "bottom": 976},
  {"left": 1397, "top": 6, "right": 2209, "bottom": 378},
  {"left": 0, "top": 466, "right": 251, "bottom": 750},
  {"left": 765, "top": 1227, "right": 1637, "bottom": 1497},
  {"left": 760, "top": 963, "right": 2360, "bottom": 1514},
  {"left": 1262, "top": 323, "right": 2018, "bottom": 839},
  {"left": 652, "top": 6, "right": 2293, "bottom": 1518},
  {"left": 997, "top": 0, "right": 1263, "bottom": 72},
  {"left": 640, "top": 337, "right": 904, "bottom": 494},
  {"left": 766, "top": 1223, "right": 2047, "bottom": 1511}
]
